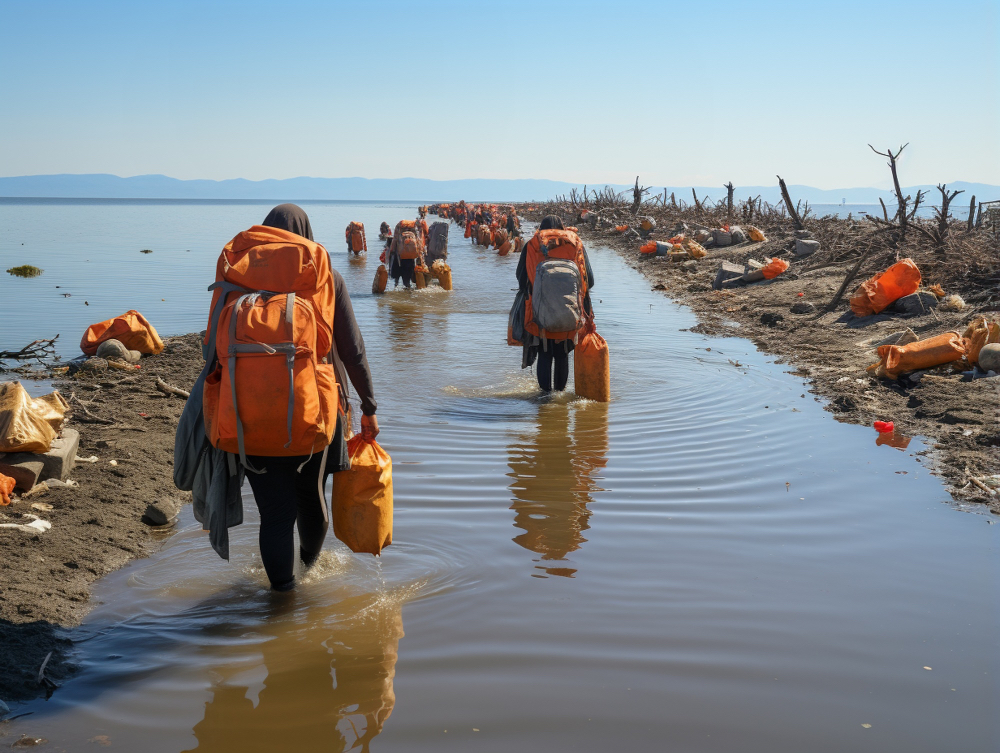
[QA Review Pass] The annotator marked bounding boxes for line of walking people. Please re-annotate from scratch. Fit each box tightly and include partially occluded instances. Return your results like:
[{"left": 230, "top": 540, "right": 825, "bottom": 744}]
[{"left": 179, "top": 201, "right": 601, "bottom": 592}]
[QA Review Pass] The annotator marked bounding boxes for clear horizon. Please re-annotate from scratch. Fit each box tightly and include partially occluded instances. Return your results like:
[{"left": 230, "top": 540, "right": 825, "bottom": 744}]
[{"left": 2, "top": 0, "right": 998, "bottom": 188}]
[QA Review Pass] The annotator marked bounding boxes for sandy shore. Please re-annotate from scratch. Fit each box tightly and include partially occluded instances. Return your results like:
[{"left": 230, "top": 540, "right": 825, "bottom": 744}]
[{"left": 0, "top": 334, "right": 203, "bottom": 703}]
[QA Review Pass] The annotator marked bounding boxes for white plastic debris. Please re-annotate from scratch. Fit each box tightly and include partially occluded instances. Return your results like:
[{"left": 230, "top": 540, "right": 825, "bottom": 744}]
[{"left": 75, "top": 455, "right": 99, "bottom": 463}]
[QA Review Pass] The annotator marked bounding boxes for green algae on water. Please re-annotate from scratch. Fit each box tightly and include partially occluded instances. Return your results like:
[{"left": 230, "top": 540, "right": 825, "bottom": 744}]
[{"left": 6, "top": 265, "right": 43, "bottom": 278}]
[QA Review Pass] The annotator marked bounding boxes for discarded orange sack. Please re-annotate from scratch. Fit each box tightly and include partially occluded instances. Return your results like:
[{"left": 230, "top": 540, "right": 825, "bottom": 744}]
[
  {"left": 746, "top": 225, "right": 767, "bottom": 242},
  {"left": 81, "top": 310, "right": 163, "bottom": 356},
  {"left": 640, "top": 241, "right": 657, "bottom": 255},
  {"left": 0, "top": 473, "right": 14, "bottom": 505},
  {"left": 761, "top": 258, "right": 789, "bottom": 279},
  {"left": 574, "top": 318, "right": 610, "bottom": 402},
  {"left": 849, "top": 258, "right": 921, "bottom": 317},
  {"left": 332, "top": 436, "right": 393, "bottom": 555},
  {"left": 614, "top": 225, "right": 629, "bottom": 233},
  {"left": 874, "top": 331, "right": 967, "bottom": 379},
  {"left": 963, "top": 316, "right": 1000, "bottom": 366}
]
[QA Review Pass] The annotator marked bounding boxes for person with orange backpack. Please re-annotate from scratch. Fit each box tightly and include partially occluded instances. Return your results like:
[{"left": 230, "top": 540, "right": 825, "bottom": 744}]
[
  {"left": 199, "top": 204, "right": 378, "bottom": 591},
  {"left": 515, "top": 215, "right": 595, "bottom": 392},
  {"left": 387, "top": 219, "right": 424, "bottom": 289}
]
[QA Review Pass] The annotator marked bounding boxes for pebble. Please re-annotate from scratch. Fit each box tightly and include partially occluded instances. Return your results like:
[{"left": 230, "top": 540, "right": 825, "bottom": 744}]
[{"left": 142, "top": 499, "right": 180, "bottom": 527}]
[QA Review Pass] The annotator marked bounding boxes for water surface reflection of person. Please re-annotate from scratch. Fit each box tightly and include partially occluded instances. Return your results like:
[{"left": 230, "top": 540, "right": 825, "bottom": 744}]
[
  {"left": 185, "top": 592, "right": 403, "bottom": 752},
  {"left": 507, "top": 401, "right": 608, "bottom": 578}
]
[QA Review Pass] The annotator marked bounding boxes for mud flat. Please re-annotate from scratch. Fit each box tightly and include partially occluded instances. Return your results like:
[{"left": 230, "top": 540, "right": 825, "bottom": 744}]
[
  {"left": 518, "top": 201, "right": 999, "bottom": 513},
  {"left": 0, "top": 334, "right": 203, "bottom": 702}
]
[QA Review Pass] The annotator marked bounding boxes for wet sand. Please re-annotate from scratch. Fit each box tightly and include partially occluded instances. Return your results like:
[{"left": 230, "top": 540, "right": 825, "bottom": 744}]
[{"left": 0, "top": 334, "right": 203, "bottom": 701}]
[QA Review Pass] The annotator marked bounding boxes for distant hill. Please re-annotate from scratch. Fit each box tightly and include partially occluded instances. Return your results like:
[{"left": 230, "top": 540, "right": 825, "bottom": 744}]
[{"left": 1, "top": 173, "right": 997, "bottom": 207}]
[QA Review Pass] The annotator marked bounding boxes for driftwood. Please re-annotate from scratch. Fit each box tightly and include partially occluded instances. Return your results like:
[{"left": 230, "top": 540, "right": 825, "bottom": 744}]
[
  {"left": 868, "top": 143, "right": 912, "bottom": 238},
  {"left": 155, "top": 376, "right": 190, "bottom": 399},
  {"left": 0, "top": 336, "right": 59, "bottom": 364},
  {"left": 777, "top": 176, "right": 804, "bottom": 230},
  {"left": 631, "top": 177, "right": 650, "bottom": 213}
]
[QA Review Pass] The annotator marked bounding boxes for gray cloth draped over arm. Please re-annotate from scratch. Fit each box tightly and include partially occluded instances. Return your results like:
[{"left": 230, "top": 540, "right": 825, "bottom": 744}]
[{"left": 329, "top": 270, "right": 377, "bottom": 416}]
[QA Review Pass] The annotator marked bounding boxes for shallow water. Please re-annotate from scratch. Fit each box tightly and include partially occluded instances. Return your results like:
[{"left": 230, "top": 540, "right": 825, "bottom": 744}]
[{"left": 1, "top": 201, "right": 998, "bottom": 752}]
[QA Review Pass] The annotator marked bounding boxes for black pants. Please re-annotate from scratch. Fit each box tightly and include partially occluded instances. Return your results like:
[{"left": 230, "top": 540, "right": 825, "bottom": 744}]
[
  {"left": 390, "top": 257, "right": 415, "bottom": 287},
  {"left": 537, "top": 344, "right": 570, "bottom": 392},
  {"left": 245, "top": 450, "right": 328, "bottom": 591}
]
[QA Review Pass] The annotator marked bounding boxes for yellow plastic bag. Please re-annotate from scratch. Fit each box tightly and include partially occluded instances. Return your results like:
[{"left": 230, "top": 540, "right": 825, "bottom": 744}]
[
  {"left": 746, "top": 225, "right": 767, "bottom": 243},
  {"left": 332, "top": 436, "right": 393, "bottom": 555},
  {"left": 0, "top": 382, "right": 66, "bottom": 453},
  {"left": 682, "top": 238, "right": 708, "bottom": 258}
]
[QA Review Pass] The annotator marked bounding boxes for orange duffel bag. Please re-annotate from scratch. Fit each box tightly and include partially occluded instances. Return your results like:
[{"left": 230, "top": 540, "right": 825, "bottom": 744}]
[
  {"left": 871, "top": 331, "right": 967, "bottom": 379},
  {"left": 332, "top": 436, "right": 393, "bottom": 555},
  {"left": 850, "top": 259, "right": 921, "bottom": 317},
  {"left": 81, "top": 309, "right": 164, "bottom": 356},
  {"left": 574, "top": 317, "right": 610, "bottom": 402}
]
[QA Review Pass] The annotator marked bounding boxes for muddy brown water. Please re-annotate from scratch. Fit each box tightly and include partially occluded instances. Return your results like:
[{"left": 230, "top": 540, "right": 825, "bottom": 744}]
[{"left": 1, "top": 201, "right": 998, "bottom": 751}]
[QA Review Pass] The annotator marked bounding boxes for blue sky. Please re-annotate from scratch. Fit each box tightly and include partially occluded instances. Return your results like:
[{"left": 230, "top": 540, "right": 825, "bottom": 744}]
[{"left": 2, "top": 0, "right": 997, "bottom": 188}]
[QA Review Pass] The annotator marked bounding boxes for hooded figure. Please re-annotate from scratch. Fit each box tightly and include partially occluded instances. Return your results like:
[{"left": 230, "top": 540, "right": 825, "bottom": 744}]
[
  {"left": 180, "top": 203, "right": 380, "bottom": 591},
  {"left": 515, "top": 215, "right": 596, "bottom": 392}
]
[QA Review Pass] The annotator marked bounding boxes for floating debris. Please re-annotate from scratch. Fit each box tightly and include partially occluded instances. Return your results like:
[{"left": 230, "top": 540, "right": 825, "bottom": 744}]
[
  {"left": 140, "top": 249, "right": 153, "bottom": 254},
  {"left": 6, "top": 265, "right": 43, "bottom": 278}
]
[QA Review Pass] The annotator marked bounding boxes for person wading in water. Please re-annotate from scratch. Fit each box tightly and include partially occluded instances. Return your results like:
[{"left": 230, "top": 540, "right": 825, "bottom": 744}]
[
  {"left": 516, "top": 215, "right": 595, "bottom": 392},
  {"left": 206, "top": 204, "right": 379, "bottom": 591}
]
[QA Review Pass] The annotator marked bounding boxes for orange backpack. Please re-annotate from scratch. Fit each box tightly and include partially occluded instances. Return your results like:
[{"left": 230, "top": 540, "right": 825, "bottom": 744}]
[
  {"left": 393, "top": 220, "right": 423, "bottom": 260},
  {"left": 523, "top": 229, "right": 588, "bottom": 342},
  {"left": 202, "top": 225, "right": 339, "bottom": 468},
  {"left": 345, "top": 221, "right": 367, "bottom": 254}
]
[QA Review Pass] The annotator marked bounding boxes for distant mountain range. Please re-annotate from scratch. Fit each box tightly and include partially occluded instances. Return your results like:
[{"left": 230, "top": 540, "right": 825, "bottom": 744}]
[{"left": 1, "top": 173, "right": 997, "bottom": 206}]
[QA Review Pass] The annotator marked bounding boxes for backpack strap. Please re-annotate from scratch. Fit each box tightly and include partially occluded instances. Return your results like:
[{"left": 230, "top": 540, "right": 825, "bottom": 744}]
[{"left": 205, "top": 281, "right": 251, "bottom": 364}]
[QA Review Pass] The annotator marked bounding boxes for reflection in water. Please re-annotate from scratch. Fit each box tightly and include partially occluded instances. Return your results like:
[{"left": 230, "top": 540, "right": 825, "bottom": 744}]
[
  {"left": 185, "top": 590, "right": 403, "bottom": 752},
  {"left": 507, "top": 401, "right": 609, "bottom": 578},
  {"left": 379, "top": 294, "right": 427, "bottom": 352},
  {"left": 876, "top": 428, "right": 912, "bottom": 450}
]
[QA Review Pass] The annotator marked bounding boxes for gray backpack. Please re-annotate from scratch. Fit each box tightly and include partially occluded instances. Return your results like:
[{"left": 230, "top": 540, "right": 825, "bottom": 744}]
[
  {"left": 532, "top": 258, "right": 584, "bottom": 335},
  {"left": 427, "top": 221, "right": 449, "bottom": 263}
]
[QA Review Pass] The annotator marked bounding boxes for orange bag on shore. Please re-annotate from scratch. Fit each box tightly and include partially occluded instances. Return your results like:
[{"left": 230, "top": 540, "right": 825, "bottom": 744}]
[
  {"left": 850, "top": 259, "right": 921, "bottom": 317},
  {"left": 332, "top": 436, "right": 393, "bottom": 555},
  {"left": 761, "top": 258, "right": 789, "bottom": 279},
  {"left": 0, "top": 473, "right": 14, "bottom": 505},
  {"left": 964, "top": 317, "right": 1000, "bottom": 366},
  {"left": 873, "top": 331, "right": 967, "bottom": 379},
  {"left": 81, "top": 310, "right": 163, "bottom": 356},
  {"left": 574, "top": 318, "right": 610, "bottom": 402}
]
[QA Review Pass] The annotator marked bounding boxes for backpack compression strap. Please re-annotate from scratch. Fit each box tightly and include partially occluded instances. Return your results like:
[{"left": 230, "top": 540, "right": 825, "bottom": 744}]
[{"left": 226, "top": 292, "right": 298, "bottom": 473}]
